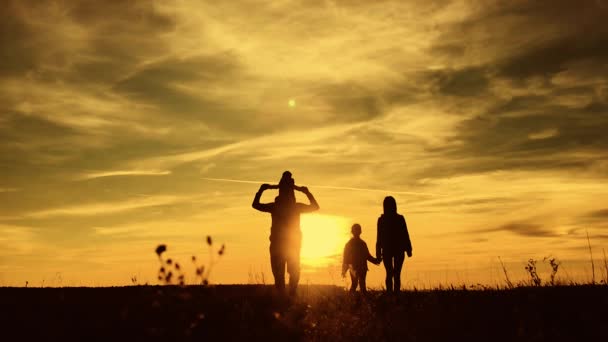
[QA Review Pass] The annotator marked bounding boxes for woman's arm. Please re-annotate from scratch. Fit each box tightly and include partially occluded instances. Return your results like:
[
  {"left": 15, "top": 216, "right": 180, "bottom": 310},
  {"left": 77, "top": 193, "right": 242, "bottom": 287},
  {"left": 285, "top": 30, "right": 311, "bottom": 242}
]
[
  {"left": 365, "top": 242, "right": 380, "bottom": 265},
  {"left": 376, "top": 217, "right": 383, "bottom": 260},
  {"left": 402, "top": 215, "right": 412, "bottom": 257}
]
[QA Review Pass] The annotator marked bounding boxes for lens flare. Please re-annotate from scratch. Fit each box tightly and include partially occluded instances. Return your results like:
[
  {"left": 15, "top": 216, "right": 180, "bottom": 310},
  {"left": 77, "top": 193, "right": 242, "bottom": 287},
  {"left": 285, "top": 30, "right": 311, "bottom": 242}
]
[{"left": 300, "top": 214, "right": 351, "bottom": 267}]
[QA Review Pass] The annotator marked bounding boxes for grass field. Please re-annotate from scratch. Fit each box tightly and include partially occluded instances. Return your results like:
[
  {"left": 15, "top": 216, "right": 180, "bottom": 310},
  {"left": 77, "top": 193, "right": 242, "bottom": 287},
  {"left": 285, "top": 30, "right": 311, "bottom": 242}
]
[{"left": 1, "top": 284, "right": 607, "bottom": 341}]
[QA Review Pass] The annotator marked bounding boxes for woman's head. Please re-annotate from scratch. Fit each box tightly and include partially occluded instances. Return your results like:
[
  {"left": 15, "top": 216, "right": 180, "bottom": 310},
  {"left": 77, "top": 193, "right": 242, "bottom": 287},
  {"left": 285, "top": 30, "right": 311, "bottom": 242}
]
[{"left": 383, "top": 196, "right": 397, "bottom": 214}]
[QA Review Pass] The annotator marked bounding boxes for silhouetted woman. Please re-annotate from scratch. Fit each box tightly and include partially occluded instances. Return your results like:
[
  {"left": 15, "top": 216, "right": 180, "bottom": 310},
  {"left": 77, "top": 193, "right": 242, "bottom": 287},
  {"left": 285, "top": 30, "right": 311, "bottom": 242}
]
[{"left": 376, "top": 196, "right": 412, "bottom": 292}]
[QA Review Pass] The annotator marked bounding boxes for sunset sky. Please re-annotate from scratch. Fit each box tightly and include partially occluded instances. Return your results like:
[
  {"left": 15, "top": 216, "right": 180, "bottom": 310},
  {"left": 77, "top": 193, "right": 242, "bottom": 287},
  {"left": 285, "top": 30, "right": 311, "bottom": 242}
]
[{"left": 1, "top": 0, "right": 608, "bottom": 288}]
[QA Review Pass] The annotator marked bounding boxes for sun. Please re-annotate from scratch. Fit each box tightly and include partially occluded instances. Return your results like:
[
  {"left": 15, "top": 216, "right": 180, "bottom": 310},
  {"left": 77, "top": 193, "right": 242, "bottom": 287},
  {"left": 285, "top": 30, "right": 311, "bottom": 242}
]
[
  {"left": 288, "top": 99, "right": 296, "bottom": 107},
  {"left": 300, "top": 214, "right": 351, "bottom": 267}
]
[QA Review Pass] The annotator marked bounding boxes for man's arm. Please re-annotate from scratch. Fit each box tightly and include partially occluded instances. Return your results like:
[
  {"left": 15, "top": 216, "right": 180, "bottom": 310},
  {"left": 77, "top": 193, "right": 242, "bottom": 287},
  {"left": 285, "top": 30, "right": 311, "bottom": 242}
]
[
  {"left": 252, "top": 184, "right": 275, "bottom": 212},
  {"left": 295, "top": 186, "right": 320, "bottom": 213}
]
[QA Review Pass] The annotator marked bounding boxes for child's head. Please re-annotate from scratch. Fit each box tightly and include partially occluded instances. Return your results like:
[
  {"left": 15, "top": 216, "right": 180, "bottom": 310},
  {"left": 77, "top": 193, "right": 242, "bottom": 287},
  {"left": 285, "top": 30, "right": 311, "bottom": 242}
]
[
  {"left": 278, "top": 171, "right": 295, "bottom": 202},
  {"left": 351, "top": 223, "right": 362, "bottom": 237}
]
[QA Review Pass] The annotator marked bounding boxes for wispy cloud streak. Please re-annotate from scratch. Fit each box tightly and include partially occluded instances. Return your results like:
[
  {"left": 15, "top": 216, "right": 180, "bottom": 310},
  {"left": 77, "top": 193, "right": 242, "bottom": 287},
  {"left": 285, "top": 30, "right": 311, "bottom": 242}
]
[
  {"left": 28, "top": 195, "right": 184, "bottom": 218},
  {"left": 79, "top": 170, "right": 171, "bottom": 180},
  {"left": 201, "top": 177, "right": 444, "bottom": 197}
]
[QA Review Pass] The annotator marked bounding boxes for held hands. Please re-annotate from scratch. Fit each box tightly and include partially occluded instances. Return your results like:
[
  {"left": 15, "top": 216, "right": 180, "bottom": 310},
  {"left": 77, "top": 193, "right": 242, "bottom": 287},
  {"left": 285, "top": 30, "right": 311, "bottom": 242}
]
[{"left": 407, "top": 250, "right": 413, "bottom": 258}]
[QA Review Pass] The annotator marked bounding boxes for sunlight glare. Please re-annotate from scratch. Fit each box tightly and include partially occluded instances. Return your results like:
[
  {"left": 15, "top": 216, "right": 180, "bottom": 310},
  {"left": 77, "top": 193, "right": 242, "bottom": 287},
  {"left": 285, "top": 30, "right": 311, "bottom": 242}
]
[{"left": 300, "top": 214, "right": 351, "bottom": 267}]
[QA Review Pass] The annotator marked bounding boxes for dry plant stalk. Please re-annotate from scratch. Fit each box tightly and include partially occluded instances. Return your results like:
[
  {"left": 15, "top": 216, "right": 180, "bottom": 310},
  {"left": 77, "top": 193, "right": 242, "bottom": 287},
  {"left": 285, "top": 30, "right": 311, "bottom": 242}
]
[
  {"left": 525, "top": 259, "right": 541, "bottom": 286},
  {"left": 586, "top": 229, "right": 595, "bottom": 284},
  {"left": 498, "top": 256, "right": 513, "bottom": 289},
  {"left": 603, "top": 248, "right": 608, "bottom": 284}
]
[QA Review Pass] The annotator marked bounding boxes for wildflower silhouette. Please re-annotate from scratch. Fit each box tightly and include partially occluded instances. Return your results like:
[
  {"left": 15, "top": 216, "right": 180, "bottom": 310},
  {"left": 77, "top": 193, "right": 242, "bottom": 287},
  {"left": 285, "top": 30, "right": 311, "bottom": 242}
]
[
  {"left": 154, "top": 235, "right": 224, "bottom": 286},
  {"left": 155, "top": 244, "right": 167, "bottom": 257},
  {"left": 525, "top": 259, "right": 541, "bottom": 286},
  {"left": 544, "top": 256, "right": 561, "bottom": 286}
]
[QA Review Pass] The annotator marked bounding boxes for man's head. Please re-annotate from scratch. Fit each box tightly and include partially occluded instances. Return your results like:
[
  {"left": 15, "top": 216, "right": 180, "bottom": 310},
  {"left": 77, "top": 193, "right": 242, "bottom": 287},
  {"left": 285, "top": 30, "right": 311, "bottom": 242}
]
[{"left": 351, "top": 223, "right": 362, "bottom": 237}]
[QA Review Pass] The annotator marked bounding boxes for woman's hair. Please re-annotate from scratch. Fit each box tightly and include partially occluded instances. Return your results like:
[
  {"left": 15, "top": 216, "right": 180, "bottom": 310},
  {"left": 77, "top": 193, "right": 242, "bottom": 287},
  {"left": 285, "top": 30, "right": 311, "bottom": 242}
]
[{"left": 383, "top": 196, "right": 397, "bottom": 214}]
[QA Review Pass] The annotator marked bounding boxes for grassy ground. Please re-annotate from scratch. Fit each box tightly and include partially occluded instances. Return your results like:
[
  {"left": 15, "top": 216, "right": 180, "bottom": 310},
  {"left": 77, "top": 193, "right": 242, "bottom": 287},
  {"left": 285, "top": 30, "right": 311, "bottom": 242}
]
[{"left": 1, "top": 284, "right": 607, "bottom": 341}]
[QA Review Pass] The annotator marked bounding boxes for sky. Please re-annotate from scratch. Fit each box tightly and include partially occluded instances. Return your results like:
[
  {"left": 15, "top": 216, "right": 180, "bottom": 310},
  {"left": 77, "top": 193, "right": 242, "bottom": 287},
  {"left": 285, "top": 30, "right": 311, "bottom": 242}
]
[{"left": 1, "top": 0, "right": 608, "bottom": 288}]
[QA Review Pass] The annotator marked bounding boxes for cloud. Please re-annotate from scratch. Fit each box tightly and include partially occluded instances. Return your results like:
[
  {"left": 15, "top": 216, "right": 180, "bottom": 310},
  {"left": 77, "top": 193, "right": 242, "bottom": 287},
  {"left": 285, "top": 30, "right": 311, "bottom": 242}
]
[
  {"left": 0, "top": 0, "right": 175, "bottom": 78},
  {"left": 578, "top": 208, "right": 608, "bottom": 228},
  {"left": 475, "top": 221, "right": 559, "bottom": 238},
  {"left": 28, "top": 195, "right": 185, "bottom": 218},
  {"left": 428, "top": 66, "right": 491, "bottom": 97},
  {"left": 407, "top": 0, "right": 607, "bottom": 179},
  {"left": 587, "top": 208, "right": 608, "bottom": 219},
  {"left": 411, "top": 196, "right": 520, "bottom": 214},
  {"left": 79, "top": 170, "right": 171, "bottom": 180},
  {"left": 112, "top": 53, "right": 258, "bottom": 131},
  {"left": 0, "top": 224, "right": 39, "bottom": 255}
]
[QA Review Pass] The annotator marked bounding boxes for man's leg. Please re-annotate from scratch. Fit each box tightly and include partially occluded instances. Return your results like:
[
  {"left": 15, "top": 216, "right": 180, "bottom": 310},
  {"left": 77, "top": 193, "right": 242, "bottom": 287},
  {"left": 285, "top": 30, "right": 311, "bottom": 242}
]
[
  {"left": 383, "top": 256, "right": 394, "bottom": 292},
  {"left": 393, "top": 252, "right": 405, "bottom": 292},
  {"left": 270, "top": 244, "right": 285, "bottom": 292},
  {"left": 286, "top": 246, "right": 301, "bottom": 296}
]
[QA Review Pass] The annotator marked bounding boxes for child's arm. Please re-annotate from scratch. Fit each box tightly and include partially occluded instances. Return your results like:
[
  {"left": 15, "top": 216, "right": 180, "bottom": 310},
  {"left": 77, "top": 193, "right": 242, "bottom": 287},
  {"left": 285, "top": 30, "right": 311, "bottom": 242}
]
[{"left": 341, "top": 244, "right": 350, "bottom": 277}]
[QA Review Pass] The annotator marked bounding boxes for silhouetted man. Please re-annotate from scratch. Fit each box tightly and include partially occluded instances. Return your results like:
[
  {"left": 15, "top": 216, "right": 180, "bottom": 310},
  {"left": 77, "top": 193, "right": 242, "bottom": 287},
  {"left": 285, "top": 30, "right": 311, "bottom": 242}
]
[
  {"left": 252, "top": 171, "right": 320, "bottom": 295},
  {"left": 376, "top": 196, "right": 412, "bottom": 292}
]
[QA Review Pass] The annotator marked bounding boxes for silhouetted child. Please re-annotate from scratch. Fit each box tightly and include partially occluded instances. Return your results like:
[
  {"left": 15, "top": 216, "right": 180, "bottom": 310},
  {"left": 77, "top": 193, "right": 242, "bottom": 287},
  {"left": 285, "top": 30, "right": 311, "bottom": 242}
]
[{"left": 342, "top": 224, "right": 380, "bottom": 293}]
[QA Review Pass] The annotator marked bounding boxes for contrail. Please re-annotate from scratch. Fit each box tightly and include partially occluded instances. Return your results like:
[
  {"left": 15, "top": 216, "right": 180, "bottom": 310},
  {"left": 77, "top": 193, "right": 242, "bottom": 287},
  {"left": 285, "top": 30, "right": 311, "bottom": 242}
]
[
  {"left": 201, "top": 177, "right": 444, "bottom": 197},
  {"left": 202, "top": 177, "right": 267, "bottom": 185}
]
